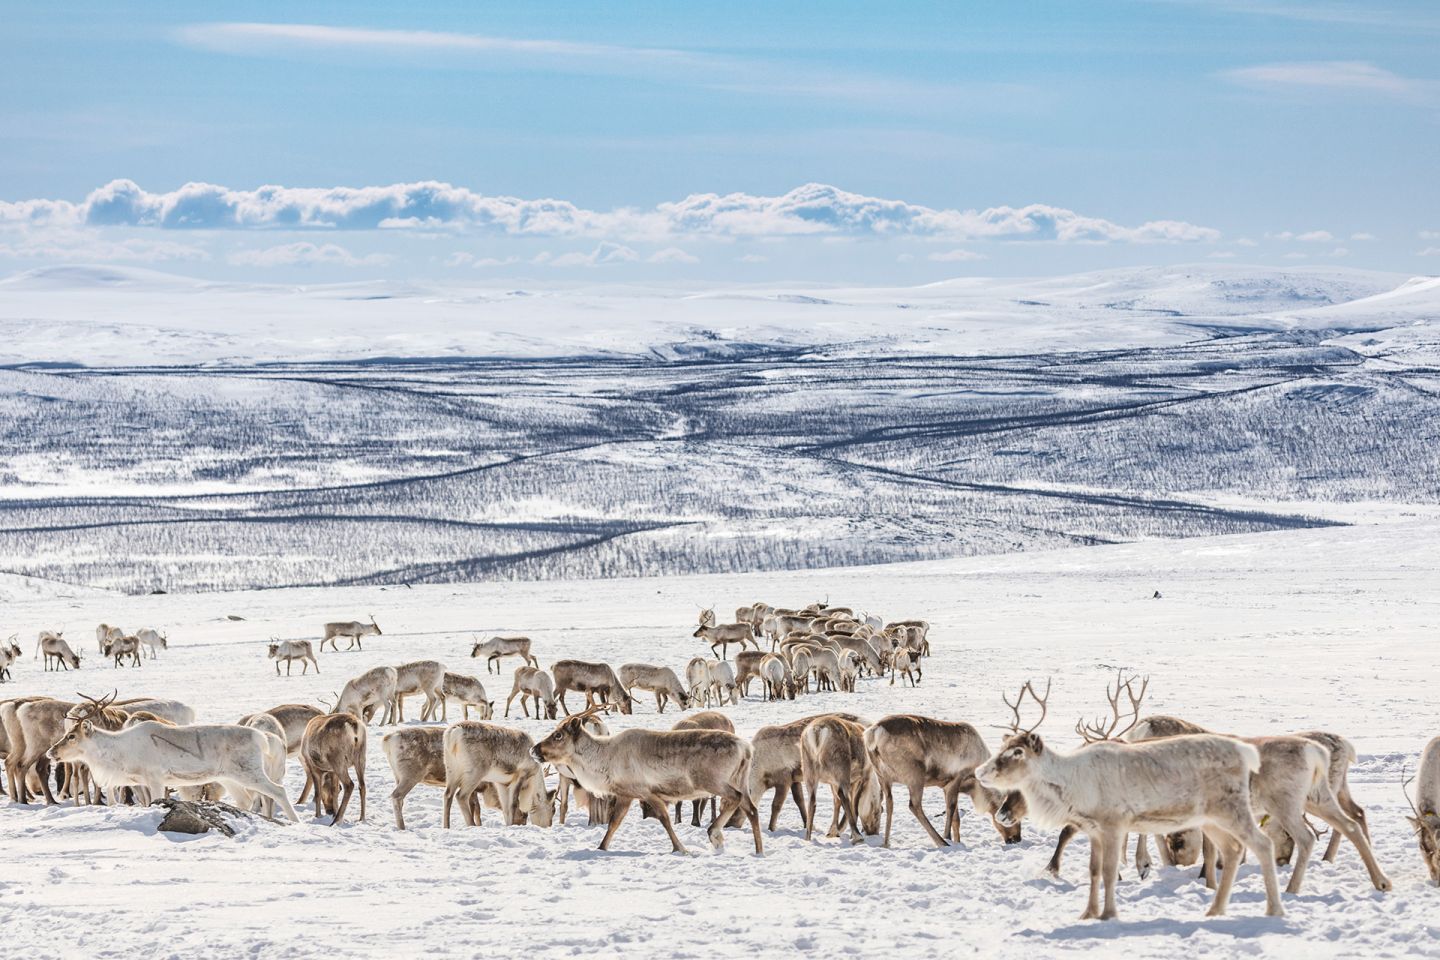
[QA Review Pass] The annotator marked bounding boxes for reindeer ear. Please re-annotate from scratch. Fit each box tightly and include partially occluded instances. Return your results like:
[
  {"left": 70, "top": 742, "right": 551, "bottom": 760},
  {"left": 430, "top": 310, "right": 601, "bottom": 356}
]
[{"left": 81, "top": 720, "right": 94, "bottom": 734}]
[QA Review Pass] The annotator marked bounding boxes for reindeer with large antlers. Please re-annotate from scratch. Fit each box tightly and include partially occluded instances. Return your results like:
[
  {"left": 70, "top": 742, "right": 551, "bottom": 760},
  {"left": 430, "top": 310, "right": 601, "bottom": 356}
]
[
  {"left": 531, "top": 704, "right": 763, "bottom": 855},
  {"left": 978, "top": 677, "right": 1284, "bottom": 920}
]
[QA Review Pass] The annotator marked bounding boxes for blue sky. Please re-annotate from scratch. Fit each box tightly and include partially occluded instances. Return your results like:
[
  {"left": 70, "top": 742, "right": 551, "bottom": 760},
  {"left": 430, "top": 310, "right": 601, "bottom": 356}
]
[{"left": 2, "top": 1, "right": 1437, "bottom": 282}]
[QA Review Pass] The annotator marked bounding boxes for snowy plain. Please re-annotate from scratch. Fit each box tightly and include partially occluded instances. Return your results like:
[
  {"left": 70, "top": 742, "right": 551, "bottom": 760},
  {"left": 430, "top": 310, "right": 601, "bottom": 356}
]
[{"left": 2, "top": 521, "right": 1437, "bottom": 960}]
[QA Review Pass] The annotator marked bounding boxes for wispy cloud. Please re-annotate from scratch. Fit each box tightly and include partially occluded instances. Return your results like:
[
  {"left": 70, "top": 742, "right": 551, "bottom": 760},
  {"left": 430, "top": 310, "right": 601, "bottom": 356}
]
[
  {"left": 173, "top": 22, "right": 992, "bottom": 110},
  {"left": 227, "top": 241, "right": 390, "bottom": 268},
  {"left": 1222, "top": 61, "right": 1437, "bottom": 104},
  {"left": 0, "top": 180, "right": 1222, "bottom": 245},
  {"left": 1144, "top": 1, "right": 1440, "bottom": 32}
]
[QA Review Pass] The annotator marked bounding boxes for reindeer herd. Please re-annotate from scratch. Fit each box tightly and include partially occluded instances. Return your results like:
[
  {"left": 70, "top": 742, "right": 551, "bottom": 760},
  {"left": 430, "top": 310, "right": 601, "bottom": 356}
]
[{"left": 1, "top": 598, "right": 1438, "bottom": 926}]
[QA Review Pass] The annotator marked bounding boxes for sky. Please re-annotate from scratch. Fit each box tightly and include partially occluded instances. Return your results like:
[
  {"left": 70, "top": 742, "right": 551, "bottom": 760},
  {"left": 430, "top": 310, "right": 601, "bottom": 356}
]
[{"left": 2, "top": 0, "right": 1437, "bottom": 284}]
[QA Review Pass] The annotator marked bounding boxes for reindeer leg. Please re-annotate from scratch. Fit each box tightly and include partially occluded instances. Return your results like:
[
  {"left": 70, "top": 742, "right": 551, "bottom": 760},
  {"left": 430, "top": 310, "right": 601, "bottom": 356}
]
[
  {"left": 598, "top": 799, "right": 634, "bottom": 850},
  {"left": 907, "top": 782, "right": 947, "bottom": 847},
  {"left": 1048, "top": 824, "right": 1078, "bottom": 878},
  {"left": 1080, "top": 834, "right": 1102, "bottom": 920},
  {"left": 651, "top": 798, "right": 690, "bottom": 854},
  {"left": 1099, "top": 827, "right": 1123, "bottom": 920}
]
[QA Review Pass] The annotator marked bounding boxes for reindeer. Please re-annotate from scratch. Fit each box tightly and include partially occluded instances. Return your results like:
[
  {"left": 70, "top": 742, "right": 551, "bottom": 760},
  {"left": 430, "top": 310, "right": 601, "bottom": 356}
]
[
  {"left": 1406, "top": 736, "right": 1440, "bottom": 884},
  {"left": 63, "top": 693, "right": 131, "bottom": 804},
  {"left": 789, "top": 649, "right": 813, "bottom": 695},
  {"left": 748, "top": 716, "right": 867, "bottom": 831},
  {"left": 103, "top": 635, "right": 142, "bottom": 668},
  {"left": 666, "top": 712, "right": 735, "bottom": 826},
  {"left": 134, "top": 628, "right": 167, "bottom": 659},
  {"left": 391, "top": 660, "right": 446, "bottom": 722},
  {"left": 705, "top": 660, "right": 739, "bottom": 706},
  {"left": 36, "top": 632, "right": 80, "bottom": 671},
  {"left": 732, "top": 649, "right": 768, "bottom": 699},
  {"left": 320, "top": 616, "right": 382, "bottom": 652},
  {"left": 299, "top": 712, "right": 367, "bottom": 825},
  {"left": 864, "top": 714, "right": 1019, "bottom": 848},
  {"left": 977, "top": 679, "right": 1284, "bottom": 921},
  {"left": 837, "top": 651, "right": 861, "bottom": 693},
  {"left": 532, "top": 705, "right": 763, "bottom": 855},
  {"left": 0, "top": 636, "right": 21, "bottom": 681},
  {"left": 442, "top": 722, "right": 553, "bottom": 829},
  {"left": 800, "top": 715, "right": 882, "bottom": 844},
  {"left": 551, "top": 660, "right": 632, "bottom": 715},
  {"left": 890, "top": 647, "right": 920, "bottom": 686},
  {"left": 693, "top": 622, "right": 756, "bottom": 660},
  {"left": 48, "top": 694, "right": 298, "bottom": 821},
  {"left": 504, "top": 665, "right": 558, "bottom": 719},
  {"left": 336, "top": 666, "right": 398, "bottom": 724},
  {"left": 267, "top": 639, "right": 319, "bottom": 676},
  {"left": 382, "top": 725, "right": 446, "bottom": 830},
  {"left": 758, "top": 654, "right": 794, "bottom": 702},
  {"left": 618, "top": 663, "right": 691, "bottom": 714},
  {"left": 441, "top": 672, "right": 493, "bottom": 721},
  {"left": 243, "top": 704, "right": 323, "bottom": 755},
  {"left": 470, "top": 636, "right": 538, "bottom": 675},
  {"left": 698, "top": 606, "right": 718, "bottom": 628},
  {"left": 685, "top": 656, "right": 713, "bottom": 706},
  {"left": 95, "top": 624, "right": 123, "bottom": 654}
]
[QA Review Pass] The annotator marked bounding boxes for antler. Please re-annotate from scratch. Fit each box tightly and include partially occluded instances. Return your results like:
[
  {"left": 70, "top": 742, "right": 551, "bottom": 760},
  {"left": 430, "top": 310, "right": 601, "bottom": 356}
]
[
  {"left": 1403, "top": 766, "right": 1422, "bottom": 823},
  {"left": 1076, "top": 671, "right": 1148, "bottom": 743},
  {"left": 999, "top": 678, "right": 1051, "bottom": 733}
]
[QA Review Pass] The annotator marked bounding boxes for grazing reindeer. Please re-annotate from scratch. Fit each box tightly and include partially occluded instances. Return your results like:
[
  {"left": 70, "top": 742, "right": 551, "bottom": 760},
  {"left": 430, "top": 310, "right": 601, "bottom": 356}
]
[
  {"left": 758, "top": 654, "right": 794, "bottom": 702},
  {"left": 103, "top": 635, "right": 142, "bottom": 668},
  {"left": 0, "top": 636, "right": 22, "bottom": 681},
  {"left": 532, "top": 705, "right": 763, "bottom": 855},
  {"left": 800, "top": 715, "right": 882, "bottom": 844},
  {"left": 890, "top": 647, "right": 920, "bottom": 686},
  {"left": 336, "top": 666, "right": 399, "bottom": 725},
  {"left": 299, "top": 712, "right": 367, "bottom": 825},
  {"left": 267, "top": 639, "right": 319, "bottom": 676},
  {"left": 320, "top": 616, "right": 382, "bottom": 652},
  {"left": 748, "top": 714, "right": 868, "bottom": 832},
  {"left": 36, "top": 632, "right": 80, "bottom": 671},
  {"left": 505, "top": 665, "right": 558, "bottom": 720},
  {"left": 95, "top": 624, "right": 123, "bottom": 654},
  {"left": 470, "top": 636, "right": 539, "bottom": 675},
  {"left": 618, "top": 663, "right": 691, "bottom": 714},
  {"left": 440, "top": 672, "right": 493, "bottom": 721},
  {"left": 551, "top": 660, "right": 633, "bottom": 715},
  {"left": 837, "top": 651, "right": 861, "bottom": 693},
  {"left": 693, "top": 622, "right": 756, "bottom": 660},
  {"left": 977, "top": 679, "right": 1284, "bottom": 921},
  {"left": 383, "top": 725, "right": 445, "bottom": 830},
  {"left": 864, "top": 714, "right": 1019, "bottom": 848},
  {"left": 134, "top": 628, "right": 167, "bottom": 659},
  {"left": 1406, "top": 737, "right": 1440, "bottom": 884},
  {"left": 442, "top": 722, "right": 554, "bottom": 829},
  {"left": 685, "top": 657, "right": 713, "bottom": 706},
  {"left": 732, "top": 649, "right": 768, "bottom": 699},
  {"left": 705, "top": 660, "right": 739, "bottom": 706},
  {"left": 391, "top": 660, "right": 445, "bottom": 722}
]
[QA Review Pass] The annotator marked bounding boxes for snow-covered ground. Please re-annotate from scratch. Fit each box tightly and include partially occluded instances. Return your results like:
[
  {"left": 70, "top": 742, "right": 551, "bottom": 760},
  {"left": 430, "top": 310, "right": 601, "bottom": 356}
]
[
  {"left": 2, "top": 520, "right": 1436, "bottom": 959},
  {"left": 0, "top": 262, "right": 1422, "bottom": 365}
]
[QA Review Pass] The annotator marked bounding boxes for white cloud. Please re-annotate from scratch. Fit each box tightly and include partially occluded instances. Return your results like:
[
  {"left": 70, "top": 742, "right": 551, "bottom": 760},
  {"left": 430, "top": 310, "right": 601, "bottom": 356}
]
[
  {"left": 926, "top": 248, "right": 987, "bottom": 262},
  {"left": 1419, "top": 247, "right": 1440, "bottom": 257},
  {"left": 1327, "top": 246, "right": 1350, "bottom": 258},
  {"left": 550, "top": 242, "right": 640, "bottom": 267},
  {"left": 647, "top": 247, "right": 699, "bottom": 264},
  {"left": 0, "top": 230, "right": 209, "bottom": 263},
  {"left": 227, "top": 241, "right": 390, "bottom": 267},
  {"left": 1235, "top": 237, "right": 1258, "bottom": 247},
  {"left": 1222, "top": 61, "right": 1438, "bottom": 104},
  {"left": 1, "top": 179, "right": 1221, "bottom": 246},
  {"left": 737, "top": 253, "right": 768, "bottom": 263},
  {"left": 1350, "top": 232, "right": 1377, "bottom": 241},
  {"left": 1270, "top": 230, "right": 1336, "bottom": 243}
]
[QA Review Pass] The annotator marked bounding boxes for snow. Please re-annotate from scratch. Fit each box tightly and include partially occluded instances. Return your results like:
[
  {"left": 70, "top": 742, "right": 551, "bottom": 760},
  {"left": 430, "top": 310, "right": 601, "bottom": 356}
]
[
  {"left": 2, "top": 520, "right": 1437, "bottom": 958},
  {"left": 0, "top": 263, "right": 1426, "bottom": 366}
]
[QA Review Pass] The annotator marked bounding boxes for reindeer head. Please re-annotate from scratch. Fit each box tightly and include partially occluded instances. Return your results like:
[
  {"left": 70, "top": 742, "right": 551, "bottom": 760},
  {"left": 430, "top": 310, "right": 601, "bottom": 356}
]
[
  {"left": 697, "top": 606, "right": 716, "bottom": 627},
  {"left": 159, "top": 632, "right": 168, "bottom": 649},
  {"left": 614, "top": 690, "right": 634, "bottom": 715},
  {"left": 369, "top": 615, "right": 382, "bottom": 635},
  {"left": 531, "top": 705, "right": 610, "bottom": 765},
  {"left": 976, "top": 679, "right": 1051, "bottom": 791},
  {"left": 470, "top": 637, "right": 484, "bottom": 657},
  {"left": 47, "top": 719, "right": 95, "bottom": 764},
  {"left": 691, "top": 625, "right": 708, "bottom": 639},
  {"left": 1404, "top": 770, "right": 1440, "bottom": 884},
  {"left": 267, "top": 641, "right": 280, "bottom": 658},
  {"left": 1165, "top": 828, "right": 1204, "bottom": 867},
  {"left": 6, "top": 635, "right": 20, "bottom": 657}
]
